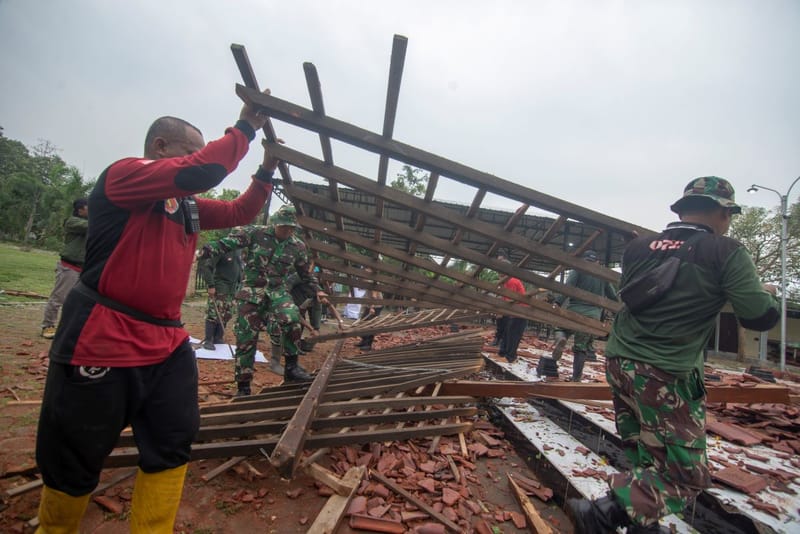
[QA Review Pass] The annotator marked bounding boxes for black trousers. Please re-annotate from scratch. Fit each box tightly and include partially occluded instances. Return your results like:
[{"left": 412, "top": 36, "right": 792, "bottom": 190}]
[
  {"left": 495, "top": 315, "right": 509, "bottom": 343},
  {"left": 36, "top": 342, "right": 200, "bottom": 496},
  {"left": 359, "top": 305, "right": 383, "bottom": 346},
  {"left": 500, "top": 317, "right": 527, "bottom": 360}
]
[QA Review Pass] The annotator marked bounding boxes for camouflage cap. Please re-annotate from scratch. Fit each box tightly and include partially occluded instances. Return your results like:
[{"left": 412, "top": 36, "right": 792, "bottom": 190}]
[
  {"left": 269, "top": 205, "right": 298, "bottom": 227},
  {"left": 670, "top": 176, "right": 741, "bottom": 215}
]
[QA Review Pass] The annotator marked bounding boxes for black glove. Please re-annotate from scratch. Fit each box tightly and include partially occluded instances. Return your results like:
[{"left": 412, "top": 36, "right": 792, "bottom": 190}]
[{"left": 254, "top": 165, "right": 280, "bottom": 186}]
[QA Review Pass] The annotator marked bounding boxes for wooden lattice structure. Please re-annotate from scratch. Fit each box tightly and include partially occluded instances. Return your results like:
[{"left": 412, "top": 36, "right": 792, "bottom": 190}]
[{"left": 231, "top": 36, "right": 656, "bottom": 337}]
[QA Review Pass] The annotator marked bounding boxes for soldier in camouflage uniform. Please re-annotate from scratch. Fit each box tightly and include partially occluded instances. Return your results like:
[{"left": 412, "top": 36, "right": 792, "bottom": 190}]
[
  {"left": 194, "top": 247, "right": 242, "bottom": 350},
  {"left": 544, "top": 249, "right": 618, "bottom": 381},
  {"left": 200, "top": 205, "right": 327, "bottom": 395},
  {"left": 286, "top": 271, "right": 323, "bottom": 352},
  {"left": 567, "top": 177, "right": 780, "bottom": 533}
]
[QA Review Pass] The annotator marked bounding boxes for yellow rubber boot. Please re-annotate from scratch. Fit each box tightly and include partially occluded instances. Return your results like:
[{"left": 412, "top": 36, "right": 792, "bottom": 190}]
[
  {"left": 35, "top": 485, "right": 90, "bottom": 534},
  {"left": 129, "top": 464, "right": 188, "bottom": 534}
]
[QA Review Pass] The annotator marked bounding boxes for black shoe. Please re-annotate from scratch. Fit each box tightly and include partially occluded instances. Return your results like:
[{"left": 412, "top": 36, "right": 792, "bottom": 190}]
[
  {"left": 284, "top": 364, "right": 313, "bottom": 382},
  {"left": 200, "top": 320, "right": 217, "bottom": 350},
  {"left": 284, "top": 355, "right": 313, "bottom": 382},
  {"left": 213, "top": 321, "right": 225, "bottom": 344},
  {"left": 505, "top": 353, "right": 517, "bottom": 363},
  {"left": 566, "top": 494, "right": 629, "bottom": 534},
  {"left": 234, "top": 381, "right": 251, "bottom": 397},
  {"left": 299, "top": 339, "right": 315, "bottom": 352}
]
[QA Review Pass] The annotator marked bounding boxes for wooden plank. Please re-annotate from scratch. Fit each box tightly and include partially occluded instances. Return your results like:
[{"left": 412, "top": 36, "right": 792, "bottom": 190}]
[
  {"left": 305, "top": 462, "right": 353, "bottom": 496},
  {"left": 374, "top": 34, "right": 408, "bottom": 246},
  {"left": 508, "top": 474, "right": 553, "bottom": 534},
  {"left": 270, "top": 340, "right": 343, "bottom": 478},
  {"left": 106, "top": 423, "right": 473, "bottom": 467},
  {"left": 306, "top": 465, "right": 366, "bottom": 534},
  {"left": 200, "top": 456, "right": 245, "bottom": 482},
  {"left": 370, "top": 469, "right": 462, "bottom": 532},
  {"left": 439, "top": 380, "right": 793, "bottom": 404},
  {"left": 236, "top": 84, "right": 651, "bottom": 238}
]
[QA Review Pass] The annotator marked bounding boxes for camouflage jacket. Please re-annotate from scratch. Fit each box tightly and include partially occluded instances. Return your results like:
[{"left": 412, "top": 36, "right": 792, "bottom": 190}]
[{"left": 204, "top": 225, "right": 320, "bottom": 304}]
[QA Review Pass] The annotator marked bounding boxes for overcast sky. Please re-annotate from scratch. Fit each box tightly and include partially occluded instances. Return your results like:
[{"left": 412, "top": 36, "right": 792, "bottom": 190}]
[{"left": 1, "top": 0, "right": 798, "bottom": 232}]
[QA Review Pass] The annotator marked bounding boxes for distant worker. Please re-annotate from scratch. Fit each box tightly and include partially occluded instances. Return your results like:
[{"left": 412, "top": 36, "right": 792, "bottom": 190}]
[
  {"left": 35, "top": 92, "right": 276, "bottom": 534},
  {"left": 195, "top": 246, "right": 242, "bottom": 350},
  {"left": 40, "top": 198, "right": 88, "bottom": 339},
  {"left": 567, "top": 177, "right": 780, "bottom": 533},
  {"left": 544, "top": 249, "right": 618, "bottom": 382},
  {"left": 200, "top": 205, "right": 328, "bottom": 395},
  {"left": 496, "top": 256, "right": 527, "bottom": 363},
  {"left": 356, "top": 268, "right": 383, "bottom": 350}
]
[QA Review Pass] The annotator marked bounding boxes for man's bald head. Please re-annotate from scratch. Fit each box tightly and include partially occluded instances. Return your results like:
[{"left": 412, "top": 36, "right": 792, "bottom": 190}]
[{"left": 144, "top": 116, "right": 204, "bottom": 159}]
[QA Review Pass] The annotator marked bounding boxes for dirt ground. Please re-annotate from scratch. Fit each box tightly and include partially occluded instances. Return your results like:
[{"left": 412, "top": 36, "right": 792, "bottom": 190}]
[{"left": 0, "top": 299, "right": 573, "bottom": 533}]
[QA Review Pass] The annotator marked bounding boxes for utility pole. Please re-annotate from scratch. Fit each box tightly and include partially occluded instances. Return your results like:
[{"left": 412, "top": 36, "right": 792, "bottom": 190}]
[{"left": 748, "top": 176, "right": 799, "bottom": 371}]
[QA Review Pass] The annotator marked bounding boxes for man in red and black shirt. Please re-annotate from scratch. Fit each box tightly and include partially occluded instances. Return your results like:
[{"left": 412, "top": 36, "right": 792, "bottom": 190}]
[
  {"left": 496, "top": 255, "right": 528, "bottom": 363},
  {"left": 35, "top": 93, "right": 275, "bottom": 533}
]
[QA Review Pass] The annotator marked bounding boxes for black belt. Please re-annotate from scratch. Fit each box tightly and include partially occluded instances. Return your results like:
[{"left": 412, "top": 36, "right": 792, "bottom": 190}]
[{"left": 74, "top": 282, "right": 183, "bottom": 328}]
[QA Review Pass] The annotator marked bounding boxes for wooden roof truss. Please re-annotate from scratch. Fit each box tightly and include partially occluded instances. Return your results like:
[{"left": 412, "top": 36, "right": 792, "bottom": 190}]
[{"left": 231, "top": 37, "right": 655, "bottom": 336}]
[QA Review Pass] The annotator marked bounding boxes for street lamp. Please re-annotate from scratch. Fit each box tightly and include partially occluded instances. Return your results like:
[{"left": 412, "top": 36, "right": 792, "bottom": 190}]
[{"left": 748, "top": 176, "right": 800, "bottom": 371}]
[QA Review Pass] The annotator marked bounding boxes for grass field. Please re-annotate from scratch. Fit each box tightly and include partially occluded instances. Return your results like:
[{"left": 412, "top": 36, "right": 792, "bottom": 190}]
[{"left": 0, "top": 242, "right": 58, "bottom": 301}]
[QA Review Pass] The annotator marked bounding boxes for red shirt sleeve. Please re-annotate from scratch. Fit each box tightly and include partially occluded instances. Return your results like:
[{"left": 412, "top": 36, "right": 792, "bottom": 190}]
[
  {"left": 105, "top": 126, "right": 251, "bottom": 208},
  {"left": 197, "top": 179, "right": 273, "bottom": 230}
]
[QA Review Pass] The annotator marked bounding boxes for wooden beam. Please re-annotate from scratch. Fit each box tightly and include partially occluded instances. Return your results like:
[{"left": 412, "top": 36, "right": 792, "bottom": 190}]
[
  {"left": 508, "top": 474, "right": 553, "bottom": 534},
  {"left": 374, "top": 34, "right": 408, "bottom": 246},
  {"left": 270, "top": 340, "right": 344, "bottom": 478},
  {"left": 370, "top": 469, "right": 462, "bottom": 532},
  {"left": 307, "top": 465, "right": 366, "bottom": 534},
  {"left": 438, "top": 380, "right": 793, "bottom": 404}
]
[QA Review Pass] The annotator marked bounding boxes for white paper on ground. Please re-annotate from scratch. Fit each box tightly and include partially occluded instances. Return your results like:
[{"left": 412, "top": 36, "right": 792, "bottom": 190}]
[{"left": 188, "top": 337, "right": 267, "bottom": 363}]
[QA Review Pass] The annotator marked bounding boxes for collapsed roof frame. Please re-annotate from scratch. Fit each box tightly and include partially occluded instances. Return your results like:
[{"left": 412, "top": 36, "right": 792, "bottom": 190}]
[{"left": 232, "top": 36, "right": 655, "bottom": 336}]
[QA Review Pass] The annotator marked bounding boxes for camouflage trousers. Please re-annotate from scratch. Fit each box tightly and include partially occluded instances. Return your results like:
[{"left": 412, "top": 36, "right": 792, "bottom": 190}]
[
  {"left": 205, "top": 292, "right": 236, "bottom": 327},
  {"left": 233, "top": 290, "right": 302, "bottom": 383},
  {"left": 606, "top": 356, "right": 711, "bottom": 527},
  {"left": 554, "top": 329, "right": 595, "bottom": 353}
]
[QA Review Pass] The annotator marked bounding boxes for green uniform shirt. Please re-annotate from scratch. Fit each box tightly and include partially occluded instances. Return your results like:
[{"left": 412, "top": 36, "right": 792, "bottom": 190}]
[
  {"left": 555, "top": 269, "right": 618, "bottom": 320},
  {"left": 607, "top": 223, "right": 780, "bottom": 375},
  {"left": 60, "top": 215, "right": 88, "bottom": 265},
  {"left": 198, "top": 249, "right": 242, "bottom": 295}
]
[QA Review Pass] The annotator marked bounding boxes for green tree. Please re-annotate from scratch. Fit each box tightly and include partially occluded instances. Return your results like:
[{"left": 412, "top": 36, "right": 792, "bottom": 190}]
[
  {"left": 730, "top": 202, "right": 800, "bottom": 300},
  {"left": 390, "top": 165, "right": 429, "bottom": 197},
  {"left": 0, "top": 135, "right": 93, "bottom": 248},
  {"left": 196, "top": 188, "right": 243, "bottom": 247}
]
